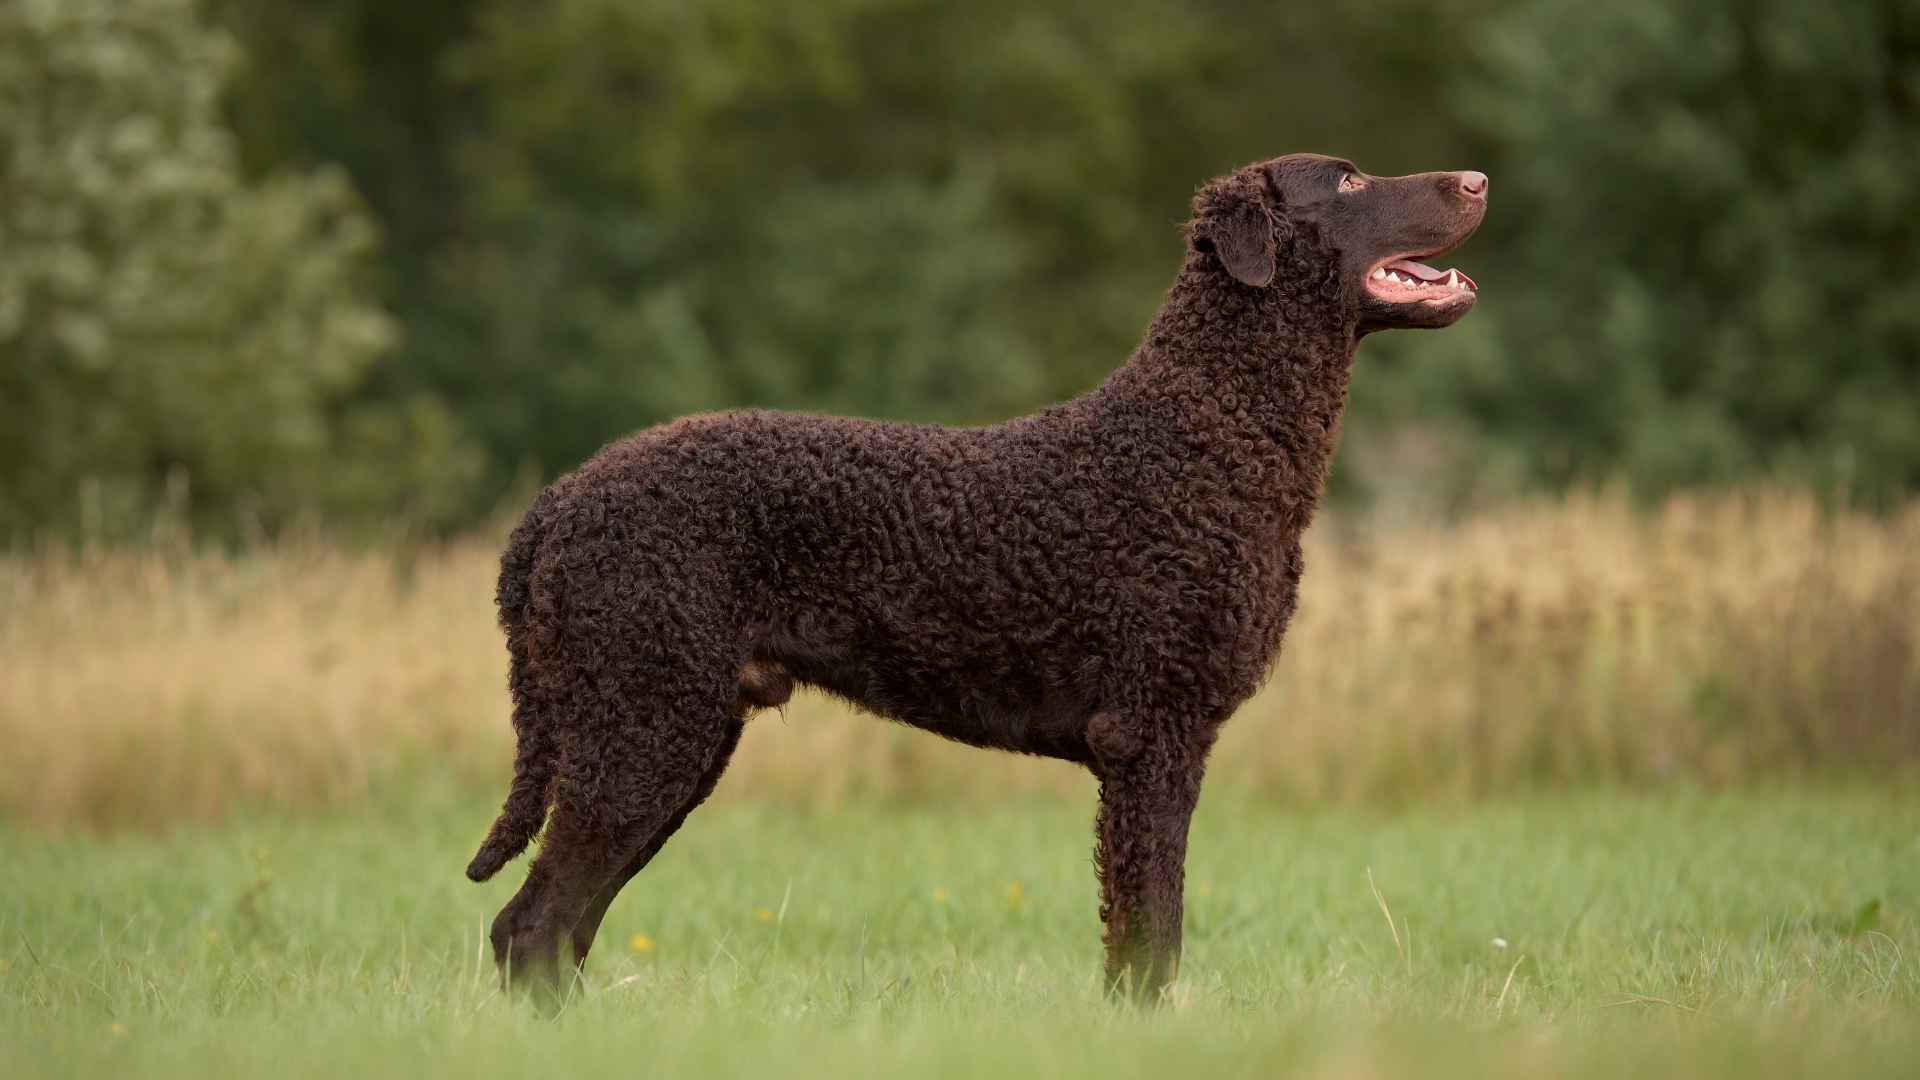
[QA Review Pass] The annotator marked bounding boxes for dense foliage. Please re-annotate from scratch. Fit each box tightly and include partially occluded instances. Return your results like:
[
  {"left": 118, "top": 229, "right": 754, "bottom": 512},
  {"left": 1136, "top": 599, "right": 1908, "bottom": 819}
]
[
  {"left": 4, "top": 0, "right": 1916, "bottom": 538},
  {"left": 0, "top": 0, "right": 476, "bottom": 541},
  {"left": 1444, "top": 0, "right": 1920, "bottom": 504}
]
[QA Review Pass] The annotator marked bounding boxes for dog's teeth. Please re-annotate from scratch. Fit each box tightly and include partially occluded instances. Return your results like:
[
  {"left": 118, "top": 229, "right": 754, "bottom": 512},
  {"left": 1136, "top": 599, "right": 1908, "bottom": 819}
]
[
  {"left": 1372, "top": 268, "right": 1386, "bottom": 280},
  {"left": 1387, "top": 272, "right": 1402, "bottom": 283},
  {"left": 1445, "top": 270, "right": 1459, "bottom": 287}
]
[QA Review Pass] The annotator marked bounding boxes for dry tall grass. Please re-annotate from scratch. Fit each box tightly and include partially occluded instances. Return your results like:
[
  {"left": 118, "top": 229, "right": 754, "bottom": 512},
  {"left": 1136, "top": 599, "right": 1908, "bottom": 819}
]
[{"left": 3, "top": 491, "right": 1915, "bottom": 829}]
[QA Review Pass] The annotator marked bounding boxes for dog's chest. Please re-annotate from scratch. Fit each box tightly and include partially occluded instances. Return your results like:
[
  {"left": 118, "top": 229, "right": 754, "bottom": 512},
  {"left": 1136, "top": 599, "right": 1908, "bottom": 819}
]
[{"left": 1083, "top": 512, "right": 1303, "bottom": 713}]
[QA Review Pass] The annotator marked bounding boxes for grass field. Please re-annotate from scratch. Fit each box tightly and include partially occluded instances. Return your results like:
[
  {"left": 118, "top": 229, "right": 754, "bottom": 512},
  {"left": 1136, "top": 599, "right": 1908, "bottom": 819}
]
[
  {"left": 6, "top": 787, "right": 1918, "bottom": 1078},
  {"left": 6, "top": 491, "right": 1917, "bottom": 1075}
]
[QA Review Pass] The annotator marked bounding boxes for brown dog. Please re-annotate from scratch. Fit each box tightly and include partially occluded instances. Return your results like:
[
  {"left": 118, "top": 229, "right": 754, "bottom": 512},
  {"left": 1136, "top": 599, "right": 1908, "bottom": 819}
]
[{"left": 468, "top": 154, "right": 1486, "bottom": 1004}]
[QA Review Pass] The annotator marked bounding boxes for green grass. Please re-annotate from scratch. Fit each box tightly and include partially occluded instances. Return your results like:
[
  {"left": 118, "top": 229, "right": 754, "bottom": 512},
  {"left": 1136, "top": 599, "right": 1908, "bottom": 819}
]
[{"left": 4, "top": 786, "right": 1918, "bottom": 1078}]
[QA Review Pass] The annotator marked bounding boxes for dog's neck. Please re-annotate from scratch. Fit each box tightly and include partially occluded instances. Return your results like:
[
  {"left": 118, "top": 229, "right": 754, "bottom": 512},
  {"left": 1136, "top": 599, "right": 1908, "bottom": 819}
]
[{"left": 1086, "top": 249, "right": 1360, "bottom": 533}]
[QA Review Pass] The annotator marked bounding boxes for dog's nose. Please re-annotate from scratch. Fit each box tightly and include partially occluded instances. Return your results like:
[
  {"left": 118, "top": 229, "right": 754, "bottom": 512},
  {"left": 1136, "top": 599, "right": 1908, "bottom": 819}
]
[{"left": 1457, "top": 171, "right": 1489, "bottom": 198}]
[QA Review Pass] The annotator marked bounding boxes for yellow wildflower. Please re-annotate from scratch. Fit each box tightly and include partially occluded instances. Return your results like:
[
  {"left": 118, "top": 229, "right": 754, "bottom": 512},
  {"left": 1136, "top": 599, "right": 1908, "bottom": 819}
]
[
  {"left": 110, "top": 1022, "right": 127, "bottom": 1037},
  {"left": 755, "top": 907, "right": 775, "bottom": 924},
  {"left": 628, "top": 933, "right": 654, "bottom": 954},
  {"left": 932, "top": 887, "right": 948, "bottom": 905},
  {"left": 1004, "top": 881, "right": 1024, "bottom": 909}
]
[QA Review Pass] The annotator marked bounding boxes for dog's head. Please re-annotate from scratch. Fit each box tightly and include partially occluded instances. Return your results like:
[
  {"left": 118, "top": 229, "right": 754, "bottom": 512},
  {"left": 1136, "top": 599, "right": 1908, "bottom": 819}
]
[{"left": 1188, "top": 153, "right": 1487, "bottom": 333}]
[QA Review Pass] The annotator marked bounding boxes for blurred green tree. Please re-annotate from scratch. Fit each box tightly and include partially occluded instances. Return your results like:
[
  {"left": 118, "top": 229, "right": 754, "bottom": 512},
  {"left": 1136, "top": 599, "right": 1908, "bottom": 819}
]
[
  {"left": 0, "top": 0, "right": 477, "bottom": 542},
  {"left": 213, "top": 0, "right": 1490, "bottom": 506},
  {"left": 36, "top": 0, "right": 1906, "bottom": 537},
  {"left": 1419, "top": 0, "right": 1920, "bottom": 503}
]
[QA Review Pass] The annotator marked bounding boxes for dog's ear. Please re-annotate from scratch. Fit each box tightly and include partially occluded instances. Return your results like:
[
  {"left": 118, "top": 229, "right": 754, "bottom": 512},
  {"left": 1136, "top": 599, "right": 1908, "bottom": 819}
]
[{"left": 1190, "top": 178, "right": 1277, "bottom": 287}]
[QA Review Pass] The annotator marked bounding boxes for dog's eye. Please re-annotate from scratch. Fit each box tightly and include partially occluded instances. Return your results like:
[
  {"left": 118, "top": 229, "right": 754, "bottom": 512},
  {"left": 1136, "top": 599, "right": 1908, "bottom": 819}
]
[{"left": 1338, "top": 173, "right": 1365, "bottom": 193}]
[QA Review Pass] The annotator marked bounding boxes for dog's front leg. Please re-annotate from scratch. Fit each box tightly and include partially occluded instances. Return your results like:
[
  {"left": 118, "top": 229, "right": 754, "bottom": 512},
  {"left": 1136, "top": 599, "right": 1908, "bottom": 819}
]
[{"left": 1090, "top": 717, "right": 1208, "bottom": 1004}]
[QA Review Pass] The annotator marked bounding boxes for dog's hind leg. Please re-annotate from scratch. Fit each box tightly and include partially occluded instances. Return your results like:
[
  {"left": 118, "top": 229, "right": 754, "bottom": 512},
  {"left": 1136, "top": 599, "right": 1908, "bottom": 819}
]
[
  {"left": 486, "top": 550, "right": 749, "bottom": 1008},
  {"left": 488, "top": 682, "right": 740, "bottom": 1008},
  {"left": 566, "top": 710, "right": 747, "bottom": 973},
  {"left": 567, "top": 661, "right": 785, "bottom": 970}
]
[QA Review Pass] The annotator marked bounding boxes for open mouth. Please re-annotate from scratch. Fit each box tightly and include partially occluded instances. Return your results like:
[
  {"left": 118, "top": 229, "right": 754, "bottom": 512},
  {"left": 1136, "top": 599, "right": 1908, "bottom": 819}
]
[{"left": 1366, "top": 258, "right": 1477, "bottom": 303}]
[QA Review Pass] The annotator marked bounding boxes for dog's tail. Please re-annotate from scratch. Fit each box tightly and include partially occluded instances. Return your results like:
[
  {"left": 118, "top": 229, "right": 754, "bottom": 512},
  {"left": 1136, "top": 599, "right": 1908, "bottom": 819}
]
[
  {"left": 464, "top": 693, "right": 553, "bottom": 881},
  {"left": 467, "top": 493, "right": 560, "bottom": 883}
]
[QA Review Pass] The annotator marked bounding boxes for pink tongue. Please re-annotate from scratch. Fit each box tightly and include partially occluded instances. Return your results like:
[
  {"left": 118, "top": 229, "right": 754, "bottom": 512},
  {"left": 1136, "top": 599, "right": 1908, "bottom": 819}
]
[{"left": 1387, "top": 259, "right": 1476, "bottom": 288}]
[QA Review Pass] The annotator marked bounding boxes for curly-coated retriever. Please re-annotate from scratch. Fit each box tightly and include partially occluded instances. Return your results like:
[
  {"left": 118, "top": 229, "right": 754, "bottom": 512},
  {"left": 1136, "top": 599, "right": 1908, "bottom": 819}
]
[{"left": 467, "top": 153, "right": 1488, "bottom": 1003}]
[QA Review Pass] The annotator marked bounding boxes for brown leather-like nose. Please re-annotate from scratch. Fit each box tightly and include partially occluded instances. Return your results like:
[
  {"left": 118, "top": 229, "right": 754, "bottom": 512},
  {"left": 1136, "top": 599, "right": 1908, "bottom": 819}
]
[{"left": 1457, "top": 171, "right": 1489, "bottom": 197}]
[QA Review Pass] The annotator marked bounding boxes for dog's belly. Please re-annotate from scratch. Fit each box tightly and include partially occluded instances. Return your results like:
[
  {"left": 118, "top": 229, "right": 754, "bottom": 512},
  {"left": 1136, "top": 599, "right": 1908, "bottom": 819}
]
[{"left": 775, "top": 645, "right": 1094, "bottom": 764}]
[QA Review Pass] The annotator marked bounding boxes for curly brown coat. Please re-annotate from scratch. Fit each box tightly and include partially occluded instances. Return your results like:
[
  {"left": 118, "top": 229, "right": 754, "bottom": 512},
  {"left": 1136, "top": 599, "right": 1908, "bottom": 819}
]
[{"left": 468, "top": 153, "right": 1488, "bottom": 1003}]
